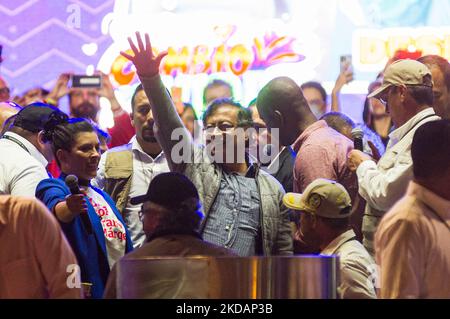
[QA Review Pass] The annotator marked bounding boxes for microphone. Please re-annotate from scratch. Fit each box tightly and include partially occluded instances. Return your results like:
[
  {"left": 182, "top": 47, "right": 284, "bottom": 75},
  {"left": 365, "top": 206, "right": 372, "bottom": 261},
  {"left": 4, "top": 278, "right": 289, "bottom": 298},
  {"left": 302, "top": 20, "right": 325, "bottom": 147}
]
[
  {"left": 351, "top": 128, "right": 364, "bottom": 152},
  {"left": 65, "top": 175, "right": 92, "bottom": 234}
]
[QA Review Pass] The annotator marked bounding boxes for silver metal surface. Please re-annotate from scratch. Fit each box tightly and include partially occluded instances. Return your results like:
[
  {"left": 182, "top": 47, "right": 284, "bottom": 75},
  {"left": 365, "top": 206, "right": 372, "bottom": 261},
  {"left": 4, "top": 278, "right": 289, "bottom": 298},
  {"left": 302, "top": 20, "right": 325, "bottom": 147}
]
[{"left": 117, "top": 255, "right": 339, "bottom": 299}]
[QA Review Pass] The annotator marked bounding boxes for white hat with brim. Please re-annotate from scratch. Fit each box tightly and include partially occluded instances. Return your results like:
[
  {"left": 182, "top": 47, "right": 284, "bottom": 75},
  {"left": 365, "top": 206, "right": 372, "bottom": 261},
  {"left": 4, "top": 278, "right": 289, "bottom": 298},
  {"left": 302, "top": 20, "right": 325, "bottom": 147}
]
[{"left": 367, "top": 59, "right": 433, "bottom": 99}]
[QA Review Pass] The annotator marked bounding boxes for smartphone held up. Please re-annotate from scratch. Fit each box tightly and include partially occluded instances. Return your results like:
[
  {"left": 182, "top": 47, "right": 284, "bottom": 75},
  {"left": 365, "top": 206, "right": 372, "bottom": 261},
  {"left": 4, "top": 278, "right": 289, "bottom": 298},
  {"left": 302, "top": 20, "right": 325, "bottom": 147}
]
[
  {"left": 340, "top": 55, "right": 353, "bottom": 73},
  {"left": 71, "top": 75, "right": 102, "bottom": 89}
]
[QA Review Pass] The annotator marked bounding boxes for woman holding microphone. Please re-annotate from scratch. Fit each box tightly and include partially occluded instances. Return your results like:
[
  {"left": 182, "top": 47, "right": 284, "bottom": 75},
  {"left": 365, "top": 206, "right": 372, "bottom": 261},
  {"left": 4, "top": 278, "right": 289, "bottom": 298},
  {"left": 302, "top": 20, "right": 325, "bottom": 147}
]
[{"left": 36, "top": 117, "right": 133, "bottom": 298}]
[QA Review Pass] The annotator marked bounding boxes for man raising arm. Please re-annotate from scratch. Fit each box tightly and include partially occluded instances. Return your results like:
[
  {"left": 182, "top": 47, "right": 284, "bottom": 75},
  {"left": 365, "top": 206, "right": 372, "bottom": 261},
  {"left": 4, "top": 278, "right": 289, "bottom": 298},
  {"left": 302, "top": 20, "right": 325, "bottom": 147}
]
[{"left": 120, "top": 32, "right": 292, "bottom": 256}]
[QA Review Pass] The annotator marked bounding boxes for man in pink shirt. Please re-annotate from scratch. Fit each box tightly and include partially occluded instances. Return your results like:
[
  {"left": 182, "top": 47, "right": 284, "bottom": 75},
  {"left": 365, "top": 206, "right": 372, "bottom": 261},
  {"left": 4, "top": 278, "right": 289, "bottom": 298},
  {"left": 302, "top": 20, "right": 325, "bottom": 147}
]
[
  {"left": 375, "top": 120, "right": 450, "bottom": 298},
  {"left": 0, "top": 196, "right": 82, "bottom": 298},
  {"left": 257, "top": 77, "right": 357, "bottom": 252}
]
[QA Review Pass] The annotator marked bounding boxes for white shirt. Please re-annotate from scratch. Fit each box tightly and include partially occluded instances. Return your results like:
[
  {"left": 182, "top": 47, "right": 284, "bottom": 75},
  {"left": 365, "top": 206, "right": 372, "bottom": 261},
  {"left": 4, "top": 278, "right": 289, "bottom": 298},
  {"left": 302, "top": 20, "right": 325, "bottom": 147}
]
[
  {"left": 357, "top": 108, "right": 440, "bottom": 212},
  {"left": 375, "top": 181, "right": 450, "bottom": 299},
  {"left": 356, "top": 108, "right": 440, "bottom": 255},
  {"left": 95, "top": 136, "right": 169, "bottom": 248},
  {"left": 265, "top": 146, "right": 286, "bottom": 175},
  {"left": 321, "top": 229, "right": 377, "bottom": 299},
  {"left": 0, "top": 132, "right": 49, "bottom": 197}
]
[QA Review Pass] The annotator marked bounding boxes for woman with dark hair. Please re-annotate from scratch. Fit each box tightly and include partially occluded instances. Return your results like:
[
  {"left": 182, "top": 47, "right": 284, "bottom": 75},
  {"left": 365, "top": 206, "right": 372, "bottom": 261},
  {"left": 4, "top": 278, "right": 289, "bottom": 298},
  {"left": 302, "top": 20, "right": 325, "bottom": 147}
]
[
  {"left": 36, "top": 118, "right": 133, "bottom": 299},
  {"left": 46, "top": 119, "right": 111, "bottom": 178},
  {"left": 363, "top": 81, "right": 394, "bottom": 147}
]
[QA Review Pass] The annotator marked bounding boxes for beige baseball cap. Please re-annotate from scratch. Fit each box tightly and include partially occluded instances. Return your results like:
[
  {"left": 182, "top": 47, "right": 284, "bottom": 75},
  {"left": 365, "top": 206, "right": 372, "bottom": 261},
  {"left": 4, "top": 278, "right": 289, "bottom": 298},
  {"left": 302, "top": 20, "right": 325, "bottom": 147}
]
[
  {"left": 283, "top": 179, "right": 352, "bottom": 219},
  {"left": 368, "top": 59, "right": 433, "bottom": 99}
]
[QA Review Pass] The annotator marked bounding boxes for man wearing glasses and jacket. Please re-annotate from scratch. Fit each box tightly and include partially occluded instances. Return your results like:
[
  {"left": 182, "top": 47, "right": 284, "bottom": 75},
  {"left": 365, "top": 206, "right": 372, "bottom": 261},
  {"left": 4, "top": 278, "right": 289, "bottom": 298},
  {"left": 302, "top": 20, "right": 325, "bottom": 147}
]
[{"left": 120, "top": 32, "right": 292, "bottom": 257}]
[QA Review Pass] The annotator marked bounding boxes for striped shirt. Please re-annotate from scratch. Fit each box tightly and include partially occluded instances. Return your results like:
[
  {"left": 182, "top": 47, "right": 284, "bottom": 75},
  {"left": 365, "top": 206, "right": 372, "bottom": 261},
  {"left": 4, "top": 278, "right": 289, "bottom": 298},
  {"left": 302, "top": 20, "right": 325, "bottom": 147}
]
[{"left": 202, "top": 167, "right": 261, "bottom": 256}]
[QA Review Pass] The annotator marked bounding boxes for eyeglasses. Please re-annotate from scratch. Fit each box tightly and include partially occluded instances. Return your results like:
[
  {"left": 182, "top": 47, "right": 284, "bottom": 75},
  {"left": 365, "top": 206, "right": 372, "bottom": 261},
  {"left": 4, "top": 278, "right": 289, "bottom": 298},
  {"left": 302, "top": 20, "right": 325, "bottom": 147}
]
[
  {"left": 138, "top": 209, "right": 145, "bottom": 222},
  {"left": 139, "top": 207, "right": 154, "bottom": 222},
  {"left": 204, "top": 122, "right": 237, "bottom": 133},
  {"left": 378, "top": 89, "right": 390, "bottom": 106},
  {"left": 379, "top": 97, "right": 387, "bottom": 106}
]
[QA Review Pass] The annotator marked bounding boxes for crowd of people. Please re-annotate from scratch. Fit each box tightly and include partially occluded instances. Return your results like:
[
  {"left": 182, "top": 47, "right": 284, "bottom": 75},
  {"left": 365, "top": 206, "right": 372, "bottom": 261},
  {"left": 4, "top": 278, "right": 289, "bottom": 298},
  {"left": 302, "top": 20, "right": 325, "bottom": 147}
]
[{"left": 0, "top": 32, "right": 449, "bottom": 299}]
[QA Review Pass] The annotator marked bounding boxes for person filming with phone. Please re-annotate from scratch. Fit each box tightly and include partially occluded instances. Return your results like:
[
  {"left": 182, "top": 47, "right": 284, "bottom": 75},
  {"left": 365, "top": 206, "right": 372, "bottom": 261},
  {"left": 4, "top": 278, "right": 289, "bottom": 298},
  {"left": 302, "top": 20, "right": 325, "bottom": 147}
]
[
  {"left": 45, "top": 73, "right": 135, "bottom": 147},
  {"left": 300, "top": 56, "right": 353, "bottom": 119}
]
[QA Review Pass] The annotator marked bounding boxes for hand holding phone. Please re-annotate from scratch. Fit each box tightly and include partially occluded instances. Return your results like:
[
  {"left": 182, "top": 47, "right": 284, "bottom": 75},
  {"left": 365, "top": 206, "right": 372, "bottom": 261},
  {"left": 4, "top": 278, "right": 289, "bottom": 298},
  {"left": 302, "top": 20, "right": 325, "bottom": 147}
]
[
  {"left": 339, "top": 55, "right": 354, "bottom": 86},
  {"left": 333, "top": 55, "right": 354, "bottom": 95},
  {"left": 71, "top": 75, "right": 102, "bottom": 88},
  {"left": 340, "top": 55, "right": 353, "bottom": 73}
]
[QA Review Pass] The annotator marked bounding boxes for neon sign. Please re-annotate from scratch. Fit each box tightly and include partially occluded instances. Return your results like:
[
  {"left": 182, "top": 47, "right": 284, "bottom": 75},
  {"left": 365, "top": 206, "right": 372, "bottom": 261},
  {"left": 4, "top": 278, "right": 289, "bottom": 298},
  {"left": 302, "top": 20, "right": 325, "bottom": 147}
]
[
  {"left": 110, "top": 30, "right": 304, "bottom": 86},
  {"left": 354, "top": 28, "right": 450, "bottom": 71}
]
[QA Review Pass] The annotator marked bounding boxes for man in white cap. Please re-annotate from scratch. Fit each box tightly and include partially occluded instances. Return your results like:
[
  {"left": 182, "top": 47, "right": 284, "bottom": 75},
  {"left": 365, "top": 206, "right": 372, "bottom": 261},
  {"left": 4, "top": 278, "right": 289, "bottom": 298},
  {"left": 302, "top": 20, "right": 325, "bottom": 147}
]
[
  {"left": 347, "top": 59, "right": 440, "bottom": 256},
  {"left": 283, "top": 178, "right": 377, "bottom": 299}
]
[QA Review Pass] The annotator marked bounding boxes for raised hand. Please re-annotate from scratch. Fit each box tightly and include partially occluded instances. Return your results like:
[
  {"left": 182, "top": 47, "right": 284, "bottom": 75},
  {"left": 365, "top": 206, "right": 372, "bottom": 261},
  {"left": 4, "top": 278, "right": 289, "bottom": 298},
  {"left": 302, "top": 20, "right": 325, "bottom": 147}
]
[
  {"left": 95, "top": 71, "right": 123, "bottom": 112},
  {"left": 331, "top": 66, "right": 354, "bottom": 111},
  {"left": 120, "top": 32, "right": 167, "bottom": 77},
  {"left": 47, "top": 73, "right": 72, "bottom": 102},
  {"left": 333, "top": 67, "right": 354, "bottom": 94},
  {"left": 96, "top": 71, "right": 116, "bottom": 101}
]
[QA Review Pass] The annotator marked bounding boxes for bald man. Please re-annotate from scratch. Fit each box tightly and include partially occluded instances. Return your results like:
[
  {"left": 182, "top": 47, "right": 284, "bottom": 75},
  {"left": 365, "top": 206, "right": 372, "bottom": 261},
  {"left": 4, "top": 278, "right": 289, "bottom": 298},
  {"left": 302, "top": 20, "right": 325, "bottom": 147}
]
[
  {"left": 0, "top": 102, "right": 21, "bottom": 136},
  {"left": 248, "top": 101, "right": 296, "bottom": 193},
  {"left": 257, "top": 77, "right": 357, "bottom": 253}
]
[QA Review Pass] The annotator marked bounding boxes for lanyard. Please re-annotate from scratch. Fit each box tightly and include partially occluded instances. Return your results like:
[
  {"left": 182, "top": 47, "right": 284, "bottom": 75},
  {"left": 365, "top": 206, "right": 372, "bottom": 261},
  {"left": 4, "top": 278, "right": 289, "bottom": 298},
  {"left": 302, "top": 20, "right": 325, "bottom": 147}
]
[
  {"left": 401, "top": 114, "right": 438, "bottom": 140},
  {"left": 2, "top": 135, "right": 30, "bottom": 155}
]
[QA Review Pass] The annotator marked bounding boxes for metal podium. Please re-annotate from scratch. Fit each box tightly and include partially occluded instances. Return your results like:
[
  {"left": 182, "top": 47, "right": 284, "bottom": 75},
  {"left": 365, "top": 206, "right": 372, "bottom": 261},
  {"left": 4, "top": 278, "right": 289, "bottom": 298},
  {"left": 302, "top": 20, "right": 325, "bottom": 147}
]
[{"left": 116, "top": 255, "right": 339, "bottom": 299}]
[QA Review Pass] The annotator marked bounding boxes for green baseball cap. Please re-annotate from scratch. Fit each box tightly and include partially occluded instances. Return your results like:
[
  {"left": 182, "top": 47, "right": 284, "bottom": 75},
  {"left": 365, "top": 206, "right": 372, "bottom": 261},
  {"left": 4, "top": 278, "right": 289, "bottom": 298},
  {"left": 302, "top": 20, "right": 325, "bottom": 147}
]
[
  {"left": 368, "top": 59, "right": 433, "bottom": 99},
  {"left": 283, "top": 179, "right": 352, "bottom": 219}
]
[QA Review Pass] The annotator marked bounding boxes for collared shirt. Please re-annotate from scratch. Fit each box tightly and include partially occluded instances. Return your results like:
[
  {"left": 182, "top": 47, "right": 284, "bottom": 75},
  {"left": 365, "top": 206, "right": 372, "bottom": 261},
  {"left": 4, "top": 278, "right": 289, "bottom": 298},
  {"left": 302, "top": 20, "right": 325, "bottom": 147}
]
[
  {"left": 266, "top": 146, "right": 289, "bottom": 174},
  {"left": 357, "top": 108, "right": 440, "bottom": 255},
  {"left": 321, "top": 229, "right": 377, "bottom": 299},
  {"left": 95, "top": 136, "right": 169, "bottom": 248},
  {"left": 264, "top": 146, "right": 296, "bottom": 193},
  {"left": 0, "top": 132, "right": 49, "bottom": 196},
  {"left": 375, "top": 181, "right": 450, "bottom": 299},
  {"left": 202, "top": 165, "right": 261, "bottom": 256},
  {"left": 292, "top": 120, "right": 356, "bottom": 198},
  {"left": 0, "top": 196, "right": 82, "bottom": 298}
]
